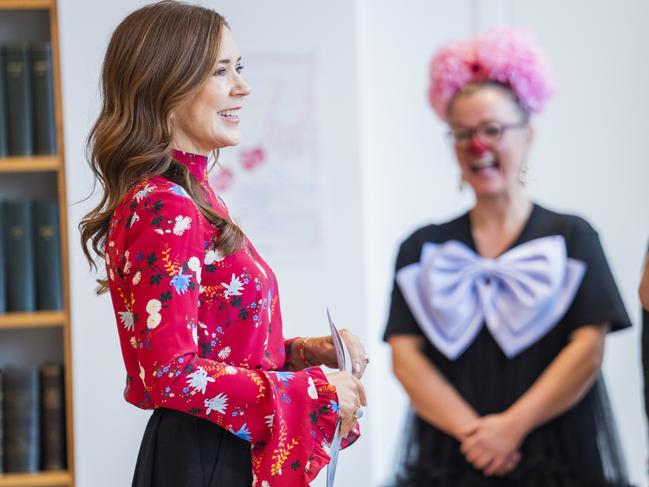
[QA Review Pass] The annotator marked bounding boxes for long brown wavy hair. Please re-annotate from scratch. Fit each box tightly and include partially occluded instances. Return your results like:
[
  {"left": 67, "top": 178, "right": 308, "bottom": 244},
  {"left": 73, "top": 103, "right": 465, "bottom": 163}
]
[{"left": 80, "top": 0, "right": 244, "bottom": 293}]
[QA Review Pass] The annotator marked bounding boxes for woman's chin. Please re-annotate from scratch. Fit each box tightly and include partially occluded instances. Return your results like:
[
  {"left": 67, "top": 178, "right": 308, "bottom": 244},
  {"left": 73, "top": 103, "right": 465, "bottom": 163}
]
[{"left": 470, "top": 182, "right": 508, "bottom": 199}]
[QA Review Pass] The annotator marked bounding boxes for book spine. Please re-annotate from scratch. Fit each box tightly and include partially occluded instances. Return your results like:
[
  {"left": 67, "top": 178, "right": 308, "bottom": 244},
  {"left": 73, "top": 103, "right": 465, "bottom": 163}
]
[
  {"left": 33, "top": 199, "right": 63, "bottom": 310},
  {"left": 0, "top": 46, "right": 8, "bottom": 157},
  {"left": 31, "top": 42, "right": 56, "bottom": 155},
  {"left": 4, "top": 367, "right": 40, "bottom": 472},
  {"left": 0, "top": 369, "right": 4, "bottom": 474},
  {"left": 4, "top": 200, "right": 36, "bottom": 312},
  {"left": 5, "top": 43, "right": 33, "bottom": 156},
  {"left": 0, "top": 202, "right": 6, "bottom": 313},
  {"left": 41, "top": 364, "right": 66, "bottom": 470}
]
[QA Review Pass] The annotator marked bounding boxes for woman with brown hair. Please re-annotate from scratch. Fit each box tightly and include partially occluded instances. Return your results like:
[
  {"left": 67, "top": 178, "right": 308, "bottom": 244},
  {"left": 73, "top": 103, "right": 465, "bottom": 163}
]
[{"left": 79, "top": 2, "right": 367, "bottom": 486}]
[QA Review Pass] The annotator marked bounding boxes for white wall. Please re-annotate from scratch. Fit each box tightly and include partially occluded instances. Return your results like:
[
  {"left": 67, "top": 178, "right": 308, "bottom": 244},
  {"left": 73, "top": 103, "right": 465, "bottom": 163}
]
[
  {"left": 59, "top": 1, "right": 369, "bottom": 486},
  {"left": 58, "top": 0, "right": 647, "bottom": 485}
]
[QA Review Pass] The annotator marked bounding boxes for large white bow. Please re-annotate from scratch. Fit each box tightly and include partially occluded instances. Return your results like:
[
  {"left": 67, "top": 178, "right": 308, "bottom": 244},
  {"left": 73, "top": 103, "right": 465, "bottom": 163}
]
[{"left": 397, "top": 236, "right": 586, "bottom": 359}]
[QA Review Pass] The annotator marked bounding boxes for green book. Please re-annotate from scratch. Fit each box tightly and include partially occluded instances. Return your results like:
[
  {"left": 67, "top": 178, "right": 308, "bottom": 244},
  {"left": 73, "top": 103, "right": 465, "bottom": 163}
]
[
  {"left": 5, "top": 43, "right": 33, "bottom": 156},
  {"left": 4, "top": 367, "right": 40, "bottom": 472},
  {"left": 4, "top": 200, "right": 36, "bottom": 311},
  {"left": 31, "top": 42, "right": 56, "bottom": 155},
  {"left": 33, "top": 199, "right": 63, "bottom": 310},
  {"left": 0, "top": 46, "right": 8, "bottom": 157},
  {"left": 41, "top": 364, "right": 66, "bottom": 470}
]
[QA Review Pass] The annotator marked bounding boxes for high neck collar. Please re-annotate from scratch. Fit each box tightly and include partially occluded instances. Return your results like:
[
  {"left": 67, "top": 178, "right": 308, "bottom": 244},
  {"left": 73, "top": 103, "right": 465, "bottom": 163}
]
[{"left": 171, "top": 149, "right": 209, "bottom": 183}]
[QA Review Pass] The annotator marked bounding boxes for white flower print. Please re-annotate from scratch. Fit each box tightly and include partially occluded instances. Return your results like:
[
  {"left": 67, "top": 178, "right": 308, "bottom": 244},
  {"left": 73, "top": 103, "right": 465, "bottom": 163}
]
[
  {"left": 173, "top": 215, "right": 192, "bottom": 236},
  {"left": 132, "top": 271, "right": 142, "bottom": 286},
  {"left": 123, "top": 258, "right": 132, "bottom": 275},
  {"left": 147, "top": 313, "right": 161, "bottom": 329},
  {"left": 222, "top": 273, "right": 244, "bottom": 298},
  {"left": 204, "top": 392, "right": 229, "bottom": 415},
  {"left": 118, "top": 310, "right": 134, "bottom": 332},
  {"left": 154, "top": 229, "right": 164, "bottom": 235},
  {"left": 204, "top": 248, "right": 225, "bottom": 265},
  {"left": 188, "top": 256, "right": 202, "bottom": 285},
  {"left": 129, "top": 336, "right": 137, "bottom": 349},
  {"left": 224, "top": 366, "right": 238, "bottom": 375},
  {"left": 264, "top": 414, "right": 274, "bottom": 428},
  {"left": 130, "top": 212, "right": 140, "bottom": 226},
  {"left": 146, "top": 299, "right": 162, "bottom": 329},
  {"left": 108, "top": 240, "right": 115, "bottom": 248},
  {"left": 262, "top": 481, "right": 271, "bottom": 487},
  {"left": 186, "top": 367, "right": 215, "bottom": 394},
  {"left": 146, "top": 299, "right": 162, "bottom": 314},
  {"left": 134, "top": 184, "right": 155, "bottom": 202},
  {"left": 217, "top": 346, "right": 231, "bottom": 360},
  {"left": 109, "top": 268, "right": 115, "bottom": 281},
  {"left": 307, "top": 376, "right": 318, "bottom": 400}
]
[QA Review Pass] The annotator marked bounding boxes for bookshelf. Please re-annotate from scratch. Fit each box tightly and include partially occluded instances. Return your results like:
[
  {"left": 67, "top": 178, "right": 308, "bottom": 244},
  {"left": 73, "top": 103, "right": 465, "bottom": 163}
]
[
  {"left": 0, "top": 156, "right": 60, "bottom": 173},
  {"left": 0, "top": 0, "right": 74, "bottom": 484},
  {"left": 0, "top": 471, "right": 70, "bottom": 487}
]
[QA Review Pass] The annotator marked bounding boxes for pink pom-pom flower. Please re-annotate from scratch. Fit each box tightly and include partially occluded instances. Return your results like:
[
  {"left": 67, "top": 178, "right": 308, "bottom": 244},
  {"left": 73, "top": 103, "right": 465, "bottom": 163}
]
[{"left": 428, "top": 26, "right": 554, "bottom": 120}]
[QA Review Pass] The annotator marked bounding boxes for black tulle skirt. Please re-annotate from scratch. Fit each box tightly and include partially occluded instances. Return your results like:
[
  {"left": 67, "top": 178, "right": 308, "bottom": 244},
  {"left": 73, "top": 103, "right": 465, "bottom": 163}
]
[
  {"left": 384, "top": 378, "right": 633, "bottom": 487},
  {"left": 132, "top": 408, "right": 252, "bottom": 487}
]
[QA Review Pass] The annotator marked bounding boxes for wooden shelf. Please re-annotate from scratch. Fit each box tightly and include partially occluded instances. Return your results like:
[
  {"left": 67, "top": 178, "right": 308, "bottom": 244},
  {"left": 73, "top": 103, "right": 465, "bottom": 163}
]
[
  {"left": 0, "top": 1, "right": 75, "bottom": 485},
  {"left": 0, "top": 156, "right": 60, "bottom": 173},
  {"left": 0, "top": 311, "right": 66, "bottom": 329},
  {"left": 0, "top": 0, "right": 52, "bottom": 10},
  {"left": 0, "top": 471, "right": 71, "bottom": 487}
]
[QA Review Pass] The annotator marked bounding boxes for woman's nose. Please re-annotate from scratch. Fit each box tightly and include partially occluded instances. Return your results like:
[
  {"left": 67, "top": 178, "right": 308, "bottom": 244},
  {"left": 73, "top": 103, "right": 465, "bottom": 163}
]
[{"left": 468, "top": 137, "right": 489, "bottom": 157}]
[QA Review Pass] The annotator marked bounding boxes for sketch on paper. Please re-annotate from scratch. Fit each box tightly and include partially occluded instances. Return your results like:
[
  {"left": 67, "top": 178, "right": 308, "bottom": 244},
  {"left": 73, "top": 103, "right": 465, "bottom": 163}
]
[{"left": 209, "top": 53, "right": 321, "bottom": 258}]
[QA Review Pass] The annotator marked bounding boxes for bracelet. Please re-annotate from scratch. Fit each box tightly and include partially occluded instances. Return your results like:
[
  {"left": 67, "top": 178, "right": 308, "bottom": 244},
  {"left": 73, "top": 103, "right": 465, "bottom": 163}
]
[{"left": 299, "top": 337, "right": 316, "bottom": 367}]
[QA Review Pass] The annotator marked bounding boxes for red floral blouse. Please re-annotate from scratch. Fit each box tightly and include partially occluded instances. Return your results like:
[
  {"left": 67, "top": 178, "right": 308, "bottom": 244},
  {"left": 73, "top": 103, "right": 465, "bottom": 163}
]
[{"left": 105, "top": 150, "right": 343, "bottom": 486}]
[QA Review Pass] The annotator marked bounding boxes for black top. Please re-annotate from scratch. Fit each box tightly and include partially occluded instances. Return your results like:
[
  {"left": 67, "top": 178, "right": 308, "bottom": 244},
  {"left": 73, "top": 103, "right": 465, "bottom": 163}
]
[
  {"left": 384, "top": 203, "right": 632, "bottom": 487},
  {"left": 642, "top": 245, "right": 649, "bottom": 438}
]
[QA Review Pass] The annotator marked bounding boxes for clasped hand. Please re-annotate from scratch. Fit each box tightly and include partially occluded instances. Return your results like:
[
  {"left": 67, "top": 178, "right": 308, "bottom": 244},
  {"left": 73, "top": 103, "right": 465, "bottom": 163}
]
[{"left": 460, "top": 413, "right": 525, "bottom": 477}]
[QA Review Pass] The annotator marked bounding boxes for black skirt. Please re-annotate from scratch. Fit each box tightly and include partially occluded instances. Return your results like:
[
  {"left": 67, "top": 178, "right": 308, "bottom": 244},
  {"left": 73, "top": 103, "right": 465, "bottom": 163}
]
[{"left": 132, "top": 408, "right": 252, "bottom": 487}]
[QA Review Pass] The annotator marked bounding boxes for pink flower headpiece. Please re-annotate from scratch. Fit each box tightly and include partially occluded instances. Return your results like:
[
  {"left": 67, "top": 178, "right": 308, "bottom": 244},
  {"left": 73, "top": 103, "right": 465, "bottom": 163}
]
[{"left": 428, "top": 26, "right": 554, "bottom": 120}]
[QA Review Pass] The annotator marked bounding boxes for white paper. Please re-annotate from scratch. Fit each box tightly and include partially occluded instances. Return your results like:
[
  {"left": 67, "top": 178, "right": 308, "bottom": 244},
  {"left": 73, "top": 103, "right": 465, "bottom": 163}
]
[{"left": 326, "top": 308, "right": 352, "bottom": 487}]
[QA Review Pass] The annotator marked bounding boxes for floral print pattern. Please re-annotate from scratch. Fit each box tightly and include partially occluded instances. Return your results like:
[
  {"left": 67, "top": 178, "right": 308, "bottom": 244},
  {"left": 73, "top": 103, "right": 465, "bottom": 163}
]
[{"left": 106, "top": 150, "right": 342, "bottom": 486}]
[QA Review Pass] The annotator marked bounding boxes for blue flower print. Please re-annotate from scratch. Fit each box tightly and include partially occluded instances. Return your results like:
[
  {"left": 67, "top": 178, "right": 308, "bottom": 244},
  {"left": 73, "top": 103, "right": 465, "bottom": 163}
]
[
  {"left": 272, "top": 371, "right": 295, "bottom": 387},
  {"left": 170, "top": 271, "right": 191, "bottom": 295},
  {"left": 329, "top": 400, "right": 340, "bottom": 414},
  {"left": 169, "top": 184, "right": 190, "bottom": 199},
  {"left": 231, "top": 423, "right": 252, "bottom": 441}
]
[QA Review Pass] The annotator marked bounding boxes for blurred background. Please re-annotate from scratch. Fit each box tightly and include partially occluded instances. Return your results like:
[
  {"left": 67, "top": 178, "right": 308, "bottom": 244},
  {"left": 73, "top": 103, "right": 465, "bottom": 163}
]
[{"left": 0, "top": 0, "right": 647, "bottom": 486}]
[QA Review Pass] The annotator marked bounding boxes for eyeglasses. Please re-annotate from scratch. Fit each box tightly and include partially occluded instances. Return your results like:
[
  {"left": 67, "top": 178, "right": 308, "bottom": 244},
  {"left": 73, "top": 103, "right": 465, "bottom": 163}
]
[{"left": 448, "top": 121, "right": 528, "bottom": 146}]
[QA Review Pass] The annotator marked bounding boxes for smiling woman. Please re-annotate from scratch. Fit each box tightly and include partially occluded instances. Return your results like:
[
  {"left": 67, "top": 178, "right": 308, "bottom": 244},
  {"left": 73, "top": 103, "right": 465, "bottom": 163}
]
[
  {"left": 170, "top": 27, "right": 250, "bottom": 153},
  {"left": 78, "top": 1, "right": 368, "bottom": 486},
  {"left": 384, "top": 27, "right": 632, "bottom": 487}
]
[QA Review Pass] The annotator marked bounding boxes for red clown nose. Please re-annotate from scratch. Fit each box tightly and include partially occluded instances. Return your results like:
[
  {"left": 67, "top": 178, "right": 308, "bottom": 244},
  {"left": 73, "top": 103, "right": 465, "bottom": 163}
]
[{"left": 469, "top": 138, "right": 489, "bottom": 157}]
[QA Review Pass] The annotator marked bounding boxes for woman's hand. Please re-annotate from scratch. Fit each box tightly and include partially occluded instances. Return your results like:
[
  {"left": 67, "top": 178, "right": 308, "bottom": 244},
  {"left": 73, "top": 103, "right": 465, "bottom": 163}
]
[
  {"left": 640, "top": 252, "right": 649, "bottom": 310},
  {"left": 302, "top": 331, "right": 369, "bottom": 378},
  {"left": 460, "top": 413, "right": 526, "bottom": 476},
  {"left": 326, "top": 371, "right": 367, "bottom": 437}
]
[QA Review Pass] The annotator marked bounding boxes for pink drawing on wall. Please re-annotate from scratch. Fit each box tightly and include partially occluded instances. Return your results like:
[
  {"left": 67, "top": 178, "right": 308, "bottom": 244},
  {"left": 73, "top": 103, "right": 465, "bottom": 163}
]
[
  {"left": 213, "top": 167, "right": 234, "bottom": 192},
  {"left": 240, "top": 146, "right": 266, "bottom": 171}
]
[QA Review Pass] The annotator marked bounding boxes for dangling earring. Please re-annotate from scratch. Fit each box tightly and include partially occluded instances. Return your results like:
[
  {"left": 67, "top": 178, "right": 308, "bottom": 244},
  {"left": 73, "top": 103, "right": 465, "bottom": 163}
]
[{"left": 519, "top": 160, "right": 529, "bottom": 186}]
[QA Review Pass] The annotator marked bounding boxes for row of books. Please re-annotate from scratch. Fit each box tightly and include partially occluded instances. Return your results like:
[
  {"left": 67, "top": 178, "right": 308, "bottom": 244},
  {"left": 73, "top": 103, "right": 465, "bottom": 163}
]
[
  {"left": 0, "top": 42, "right": 57, "bottom": 157},
  {"left": 0, "top": 365, "right": 67, "bottom": 473},
  {"left": 1, "top": 199, "right": 63, "bottom": 312}
]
